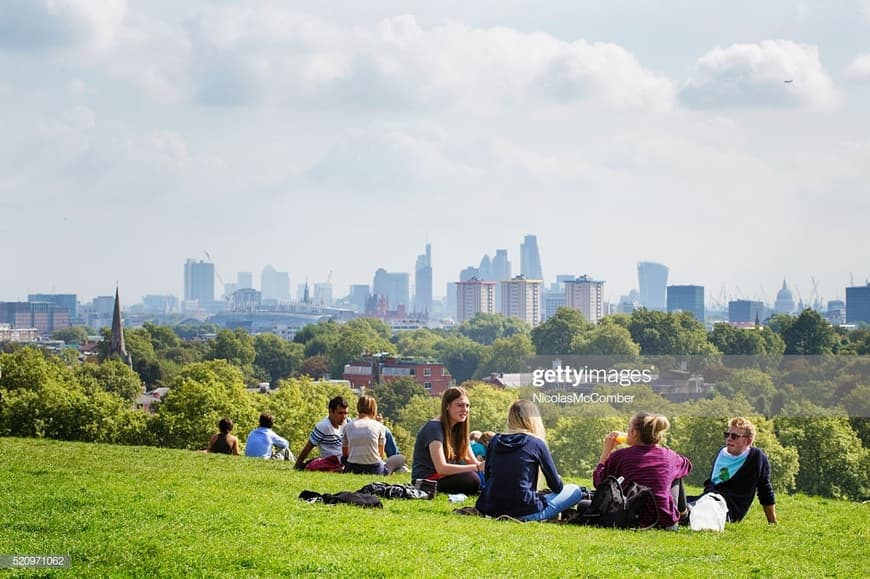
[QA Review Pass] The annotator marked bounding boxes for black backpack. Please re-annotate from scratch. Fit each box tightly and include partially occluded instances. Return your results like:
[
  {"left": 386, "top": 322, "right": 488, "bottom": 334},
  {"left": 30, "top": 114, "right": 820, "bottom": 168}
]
[
  {"left": 298, "top": 490, "right": 383, "bottom": 508},
  {"left": 574, "top": 475, "right": 657, "bottom": 529}
]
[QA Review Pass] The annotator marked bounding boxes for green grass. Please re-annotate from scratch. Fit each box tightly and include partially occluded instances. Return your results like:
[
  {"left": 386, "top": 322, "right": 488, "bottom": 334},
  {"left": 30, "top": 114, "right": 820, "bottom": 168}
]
[{"left": 1, "top": 438, "right": 868, "bottom": 578}]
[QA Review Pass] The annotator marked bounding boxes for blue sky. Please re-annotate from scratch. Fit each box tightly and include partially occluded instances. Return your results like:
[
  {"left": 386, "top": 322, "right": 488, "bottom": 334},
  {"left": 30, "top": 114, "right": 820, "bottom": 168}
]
[{"left": 1, "top": 0, "right": 869, "bottom": 307}]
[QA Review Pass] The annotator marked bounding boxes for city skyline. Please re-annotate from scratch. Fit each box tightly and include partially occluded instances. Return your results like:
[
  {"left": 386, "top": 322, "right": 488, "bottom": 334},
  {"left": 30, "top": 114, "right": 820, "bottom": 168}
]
[{"left": 2, "top": 2, "right": 869, "bottom": 305}]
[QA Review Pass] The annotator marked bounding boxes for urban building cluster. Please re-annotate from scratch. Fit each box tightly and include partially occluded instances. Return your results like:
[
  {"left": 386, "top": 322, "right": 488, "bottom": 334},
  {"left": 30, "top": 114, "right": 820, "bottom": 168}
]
[{"left": 2, "top": 235, "right": 869, "bottom": 344}]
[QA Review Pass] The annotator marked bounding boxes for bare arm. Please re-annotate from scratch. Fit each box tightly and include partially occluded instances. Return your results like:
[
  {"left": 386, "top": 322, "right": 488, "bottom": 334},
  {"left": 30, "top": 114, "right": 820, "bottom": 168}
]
[
  {"left": 295, "top": 441, "right": 315, "bottom": 469},
  {"left": 763, "top": 504, "right": 777, "bottom": 524},
  {"left": 428, "top": 441, "right": 480, "bottom": 476}
]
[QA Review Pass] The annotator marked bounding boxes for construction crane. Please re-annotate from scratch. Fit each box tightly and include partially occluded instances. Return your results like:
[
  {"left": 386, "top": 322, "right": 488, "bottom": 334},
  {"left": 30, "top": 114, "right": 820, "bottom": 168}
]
[
  {"left": 810, "top": 276, "right": 822, "bottom": 311},
  {"left": 204, "top": 251, "right": 227, "bottom": 299}
]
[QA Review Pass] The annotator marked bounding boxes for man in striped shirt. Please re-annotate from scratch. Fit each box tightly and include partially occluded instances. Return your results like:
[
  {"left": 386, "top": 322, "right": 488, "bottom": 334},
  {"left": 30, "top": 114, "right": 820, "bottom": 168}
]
[{"left": 294, "top": 396, "right": 349, "bottom": 470}]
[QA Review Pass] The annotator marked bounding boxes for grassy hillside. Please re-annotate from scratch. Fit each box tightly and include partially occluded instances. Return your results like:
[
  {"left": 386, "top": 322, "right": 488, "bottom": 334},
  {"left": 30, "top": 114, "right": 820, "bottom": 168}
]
[{"left": 1, "top": 438, "right": 868, "bottom": 577}]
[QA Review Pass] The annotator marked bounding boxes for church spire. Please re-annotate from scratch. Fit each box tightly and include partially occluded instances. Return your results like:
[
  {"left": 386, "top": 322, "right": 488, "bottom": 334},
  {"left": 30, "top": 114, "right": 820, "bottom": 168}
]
[{"left": 109, "top": 286, "right": 133, "bottom": 368}]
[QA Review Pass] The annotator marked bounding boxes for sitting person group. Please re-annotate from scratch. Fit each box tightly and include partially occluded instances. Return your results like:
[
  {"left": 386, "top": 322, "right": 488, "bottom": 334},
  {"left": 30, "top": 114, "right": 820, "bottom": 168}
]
[{"left": 210, "top": 387, "right": 776, "bottom": 528}]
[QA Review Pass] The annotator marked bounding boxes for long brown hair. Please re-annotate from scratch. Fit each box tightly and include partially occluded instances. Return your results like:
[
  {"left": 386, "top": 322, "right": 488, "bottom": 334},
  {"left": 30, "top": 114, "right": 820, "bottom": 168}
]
[{"left": 440, "top": 386, "right": 470, "bottom": 462}]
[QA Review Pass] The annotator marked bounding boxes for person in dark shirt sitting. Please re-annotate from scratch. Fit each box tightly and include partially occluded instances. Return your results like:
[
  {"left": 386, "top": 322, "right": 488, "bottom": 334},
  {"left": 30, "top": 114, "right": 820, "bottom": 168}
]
[
  {"left": 697, "top": 417, "right": 777, "bottom": 524},
  {"left": 206, "top": 417, "right": 240, "bottom": 455}
]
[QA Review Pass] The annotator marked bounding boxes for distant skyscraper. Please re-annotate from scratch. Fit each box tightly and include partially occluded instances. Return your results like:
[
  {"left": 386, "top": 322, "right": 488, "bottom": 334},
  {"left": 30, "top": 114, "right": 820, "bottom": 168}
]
[
  {"left": 637, "top": 261, "right": 668, "bottom": 311},
  {"left": 501, "top": 275, "right": 543, "bottom": 326},
  {"left": 774, "top": 279, "right": 795, "bottom": 315},
  {"left": 349, "top": 284, "right": 370, "bottom": 313},
  {"left": 492, "top": 249, "right": 512, "bottom": 307},
  {"left": 667, "top": 285, "right": 705, "bottom": 324},
  {"left": 728, "top": 300, "right": 765, "bottom": 324},
  {"left": 415, "top": 243, "right": 433, "bottom": 316},
  {"left": 520, "top": 235, "right": 543, "bottom": 281},
  {"left": 460, "top": 266, "right": 480, "bottom": 282},
  {"left": 372, "top": 268, "right": 410, "bottom": 311},
  {"left": 237, "top": 272, "right": 253, "bottom": 289},
  {"left": 565, "top": 275, "right": 605, "bottom": 324},
  {"left": 261, "top": 265, "right": 290, "bottom": 302},
  {"left": 184, "top": 259, "right": 215, "bottom": 303},
  {"left": 846, "top": 284, "right": 870, "bottom": 324},
  {"left": 492, "top": 249, "right": 511, "bottom": 281},
  {"left": 28, "top": 293, "right": 77, "bottom": 321},
  {"left": 456, "top": 278, "right": 496, "bottom": 322},
  {"left": 314, "top": 282, "right": 334, "bottom": 306},
  {"left": 478, "top": 254, "right": 493, "bottom": 280}
]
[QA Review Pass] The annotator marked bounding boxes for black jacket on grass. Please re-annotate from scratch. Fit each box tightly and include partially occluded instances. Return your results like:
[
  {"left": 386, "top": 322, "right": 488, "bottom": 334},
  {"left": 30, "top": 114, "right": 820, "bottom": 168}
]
[{"left": 703, "top": 447, "right": 775, "bottom": 522}]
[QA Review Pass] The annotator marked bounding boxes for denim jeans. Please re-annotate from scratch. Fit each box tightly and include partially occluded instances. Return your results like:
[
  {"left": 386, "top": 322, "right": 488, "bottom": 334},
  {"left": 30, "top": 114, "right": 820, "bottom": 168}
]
[{"left": 518, "top": 484, "right": 584, "bottom": 522}]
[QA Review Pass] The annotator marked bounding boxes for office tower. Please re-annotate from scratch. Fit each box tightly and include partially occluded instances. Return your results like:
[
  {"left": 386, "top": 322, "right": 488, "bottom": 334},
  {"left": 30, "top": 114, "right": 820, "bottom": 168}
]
[
  {"left": 500, "top": 275, "right": 543, "bottom": 326},
  {"left": 415, "top": 243, "right": 433, "bottom": 316},
  {"left": 617, "top": 290, "right": 642, "bottom": 314},
  {"left": 237, "top": 272, "right": 253, "bottom": 289},
  {"left": 28, "top": 294, "right": 77, "bottom": 321},
  {"left": 0, "top": 301, "right": 70, "bottom": 335},
  {"left": 543, "top": 291, "right": 566, "bottom": 321},
  {"left": 667, "top": 285, "right": 705, "bottom": 324},
  {"left": 459, "top": 266, "right": 480, "bottom": 282},
  {"left": 314, "top": 282, "right": 333, "bottom": 306},
  {"left": 728, "top": 300, "right": 765, "bottom": 324},
  {"left": 184, "top": 259, "right": 215, "bottom": 303},
  {"left": 478, "top": 254, "right": 493, "bottom": 280},
  {"left": 565, "top": 275, "right": 605, "bottom": 324},
  {"left": 637, "top": 261, "right": 668, "bottom": 311},
  {"left": 774, "top": 279, "right": 795, "bottom": 315},
  {"left": 492, "top": 249, "right": 511, "bottom": 306},
  {"left": 372, "top": 268, "right": 411, "bottom": 311},
  {"left": 456, "top": 278, "right": 496, "bottom": 322},
  {"left": 520, "top": 235, "right": 543, "bottom": 281},
  {"left": 142, "top": 295, "right": 179, "bottom": 314},
  {"left": 846, "top": 284, "right": 870, "bottom": 324},
  {"left": 349, "top": 284, "right": 370, "bottom": 313},
  {"left": 446, "top": 282, "right": 457, "bottom": 318},
  {"left": 261, "top": 265, "right": 290, "bottom": 302}
]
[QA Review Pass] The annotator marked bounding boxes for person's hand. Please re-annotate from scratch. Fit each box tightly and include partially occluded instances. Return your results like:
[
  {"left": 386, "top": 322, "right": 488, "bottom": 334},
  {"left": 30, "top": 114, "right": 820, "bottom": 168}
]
[
  {"left": 603, "top": 431, "right": 621, "bottom": 453},
  {"left": 375, "top": 414, "right": 384, "bottom": 423}
]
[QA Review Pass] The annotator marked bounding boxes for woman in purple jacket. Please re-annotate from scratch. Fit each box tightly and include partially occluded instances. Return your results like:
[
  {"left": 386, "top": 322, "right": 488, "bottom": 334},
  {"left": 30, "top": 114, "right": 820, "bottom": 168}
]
[{"left": 594, "top": 412, "right": 692, "bottom": 529}]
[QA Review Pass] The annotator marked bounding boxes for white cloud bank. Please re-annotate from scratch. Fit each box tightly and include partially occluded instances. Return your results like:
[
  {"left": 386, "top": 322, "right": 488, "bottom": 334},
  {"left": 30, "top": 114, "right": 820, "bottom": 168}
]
[
  {"left": 0, "top": 0, "right": 125, "bottom": 52},
  {"left": 680, "top": 40, "right": 840, "bottom": 109},
  {"left": 845, "top": 53, "right": 870, "bottom": 80}
]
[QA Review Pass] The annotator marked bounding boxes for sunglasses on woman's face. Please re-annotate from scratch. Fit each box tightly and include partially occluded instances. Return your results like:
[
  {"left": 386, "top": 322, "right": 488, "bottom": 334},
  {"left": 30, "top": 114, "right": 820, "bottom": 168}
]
[{"left": 723, "top": 431, "right": 747, "bottom": 440}]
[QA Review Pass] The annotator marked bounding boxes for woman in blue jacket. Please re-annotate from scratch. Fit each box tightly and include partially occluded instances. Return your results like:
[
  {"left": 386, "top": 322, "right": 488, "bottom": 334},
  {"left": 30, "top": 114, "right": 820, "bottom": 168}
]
[{"left": 476, "top": 400, "right": 583, "bottom": 521}]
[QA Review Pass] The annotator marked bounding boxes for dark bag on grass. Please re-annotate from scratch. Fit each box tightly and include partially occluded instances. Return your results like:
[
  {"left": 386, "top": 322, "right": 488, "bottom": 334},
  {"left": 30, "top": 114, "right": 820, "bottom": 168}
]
[
  {"left": 573, "top": 475, "right": 656, "bottom": 530},
  {"left": 357, "top": 482, "right": 430, "bottom": 500},
  {"left": 298, "top": 490, "right": 383, "bottom": 508}
]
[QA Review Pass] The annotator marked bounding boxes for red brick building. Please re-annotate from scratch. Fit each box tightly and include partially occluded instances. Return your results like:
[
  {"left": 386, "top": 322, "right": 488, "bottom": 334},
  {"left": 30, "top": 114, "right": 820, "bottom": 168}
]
[{"left": 343, "top": 355, "right": 453, "bottom": 396}]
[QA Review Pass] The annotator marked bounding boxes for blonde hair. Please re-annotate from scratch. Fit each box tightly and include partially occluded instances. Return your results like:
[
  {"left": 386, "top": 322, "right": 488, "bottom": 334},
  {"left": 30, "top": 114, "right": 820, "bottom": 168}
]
[
  {"left": 729, "top": 417, "right": 756, "bottom": 441},
  {"left": 506, "top": 399, "right": 546, "bottom": 442},
  {"left": 630, "top": 412, "right": 670, "bottom": 445},
  {"left": 440, "top": 387, "right": 471, "bottom": 462},
  {"left": 357, "top": 395, "right": 377, "bottom": 417}
]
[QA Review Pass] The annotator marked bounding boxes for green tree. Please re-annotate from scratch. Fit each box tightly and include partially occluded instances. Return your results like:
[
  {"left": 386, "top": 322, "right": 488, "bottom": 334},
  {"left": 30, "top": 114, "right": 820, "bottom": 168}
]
[
  {"left": 52, "top": 326, "right": 90, "bottom": 344},
  {"left": 253, "top": 333, "right": 304, "bottom": 384},
  {"left": 206, "top": 328, "right": 256, "bottom": 375},
  {"left": 624, "top": 309, "right": 718, "bottom": 355},
  {"left": 777, "top": 414, "right": 868, "bottom": 499},
  {"left": 394, "top": 329, "right": 443, "bottom": 358},
  {"left": 298, "top": 356, "right": 331, "bottom": 379},
  {"left": 397, "top": 394, "right": 441, "bottom": 439},
  {"left": 143, "top": 322, "right": 181, "bottom": 352},
  {"left": 457, "top": 313, "right": 530, "bottom": 346},
  {"left": 463, "top": 382, "right": 519, "bottom": 433},
  {"left": 153, "top": 360, "right": 259, "bottom": 450},
  {"left": 770, "top": 309, "right": 836, "bottom": 355},
  {"left": 572, "top": 318, "right": 641, "bottom": 357},
  {"left": 530, "top": 308, "right": 591, "bottom": 355},
  {"left": 76, "top": 359, "right": 143, "bottom": 401},
  {"left": 330, "top": 321, "right": 396, "bottom": 377},
  {"left": 434, "top": 335, "right": 484, "bottom": 384},
  {"left": 710, "top": 323, "right": 785, "bottom": 355},
  {"left": 548, "top": 409, "right": 625, "bottom": 477},
  {"left": 371, "top": 376, "right": 426, "bottom": 420},
  {"left": 474, "top": 333, "right": 535, "bottom": 379}
]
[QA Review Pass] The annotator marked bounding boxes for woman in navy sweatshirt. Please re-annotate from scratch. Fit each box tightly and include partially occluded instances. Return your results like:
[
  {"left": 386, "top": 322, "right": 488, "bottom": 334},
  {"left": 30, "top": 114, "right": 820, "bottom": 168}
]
[{"left": 476, "top": 400, "right": 583, "bottom": 521}]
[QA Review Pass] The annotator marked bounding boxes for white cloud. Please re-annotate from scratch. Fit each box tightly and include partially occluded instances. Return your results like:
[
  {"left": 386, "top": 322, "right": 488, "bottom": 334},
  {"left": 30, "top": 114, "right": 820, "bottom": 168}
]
[
  {"left": 845, "top": 53, "right": 870, "bottom": 80},
  {"left": 0, "top": 0, "right": 125, "bottom": 52},
  {"left": 680, "top": 40, "right": 840, "bottom": 109},
  {"left": 104, "top": 7, "right": 673, "bottom": 112}
]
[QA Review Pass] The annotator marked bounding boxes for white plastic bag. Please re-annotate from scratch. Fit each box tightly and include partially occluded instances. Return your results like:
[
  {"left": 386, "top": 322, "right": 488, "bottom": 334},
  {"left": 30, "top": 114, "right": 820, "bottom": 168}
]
[{"left": 689, "top": 493, "right": 728, "bottom": 531}]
